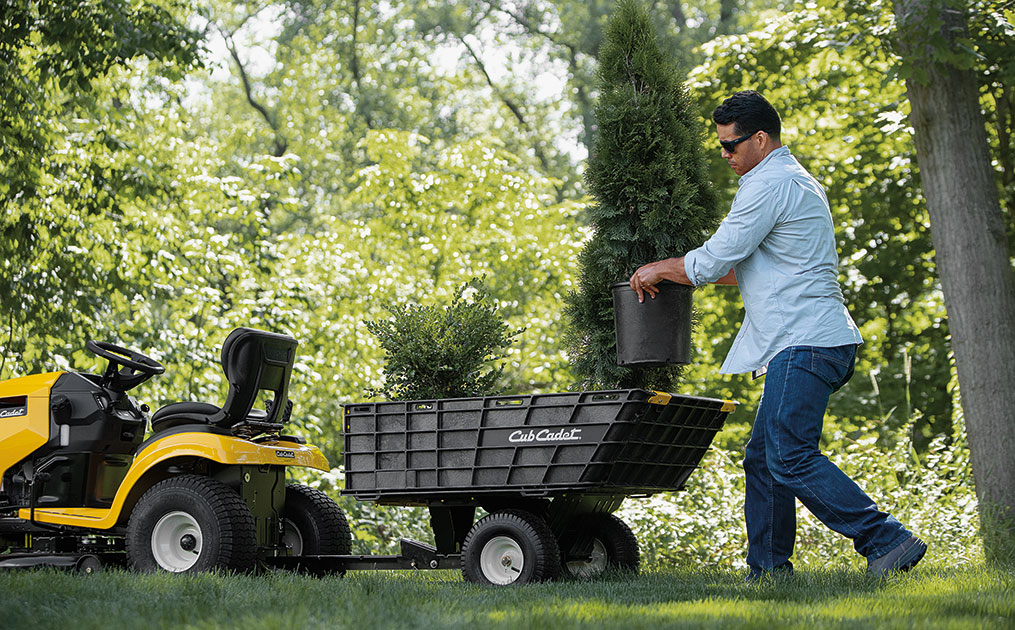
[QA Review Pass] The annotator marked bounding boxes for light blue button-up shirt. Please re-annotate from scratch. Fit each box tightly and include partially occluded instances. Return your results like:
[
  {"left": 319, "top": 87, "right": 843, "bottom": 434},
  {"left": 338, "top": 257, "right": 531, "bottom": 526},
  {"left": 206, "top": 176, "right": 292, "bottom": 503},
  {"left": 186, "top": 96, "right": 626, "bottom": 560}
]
[{"left": 684, "top": 146, "right": 862, "bottom": 374}]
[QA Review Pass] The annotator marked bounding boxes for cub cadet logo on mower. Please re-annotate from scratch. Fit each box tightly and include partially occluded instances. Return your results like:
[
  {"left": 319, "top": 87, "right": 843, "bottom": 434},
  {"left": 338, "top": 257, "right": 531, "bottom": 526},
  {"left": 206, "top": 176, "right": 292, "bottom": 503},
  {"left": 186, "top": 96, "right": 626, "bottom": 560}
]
[
  {"left": 508, "top": 427, "right": 583, "bottom": 444},
  {"left": 274, "top": 449, "right": 296, "bottom": 459},
  {"left": 0, "top": 406, "right": 27, "bottom": 419}
]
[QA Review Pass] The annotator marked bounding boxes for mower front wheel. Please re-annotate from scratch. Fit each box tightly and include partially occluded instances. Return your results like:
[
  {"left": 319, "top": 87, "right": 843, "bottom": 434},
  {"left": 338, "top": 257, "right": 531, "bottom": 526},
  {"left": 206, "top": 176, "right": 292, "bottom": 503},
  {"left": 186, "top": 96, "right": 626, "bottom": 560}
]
[{"left": 126, "top": 475, "right": 256, "bottom": 574}]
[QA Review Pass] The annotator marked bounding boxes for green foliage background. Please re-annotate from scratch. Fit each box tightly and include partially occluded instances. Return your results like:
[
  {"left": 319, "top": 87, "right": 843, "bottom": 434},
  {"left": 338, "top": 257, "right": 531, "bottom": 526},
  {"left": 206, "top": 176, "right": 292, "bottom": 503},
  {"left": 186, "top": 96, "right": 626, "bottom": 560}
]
[{"left": 2, "top": 0, "right": 1012, "bottom": 564}]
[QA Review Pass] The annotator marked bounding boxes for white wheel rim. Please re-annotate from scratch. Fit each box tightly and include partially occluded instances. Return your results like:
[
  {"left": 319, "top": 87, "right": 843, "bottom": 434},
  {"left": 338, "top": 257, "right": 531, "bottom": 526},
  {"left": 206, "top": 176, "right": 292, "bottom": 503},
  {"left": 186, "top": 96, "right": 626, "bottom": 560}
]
[
  {"left": 151, "top": 511, "right": 203, "bottom": 572},
  {"left": 479, "top": 535, "right": 525, "bottom": 585},
  {"left": 282, "top": 518, "right": 304, "bottom": 556},
  {"left": 566, "top": 538, "right": 608, "bottom": 578}
]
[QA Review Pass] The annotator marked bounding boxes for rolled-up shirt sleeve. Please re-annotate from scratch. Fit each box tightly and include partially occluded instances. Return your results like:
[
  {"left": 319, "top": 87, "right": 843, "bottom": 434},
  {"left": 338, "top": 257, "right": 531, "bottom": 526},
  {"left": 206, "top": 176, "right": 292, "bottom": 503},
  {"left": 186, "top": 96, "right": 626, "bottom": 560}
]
[{"left": 684, "top": 179, "right": 779, "bottom": 286}]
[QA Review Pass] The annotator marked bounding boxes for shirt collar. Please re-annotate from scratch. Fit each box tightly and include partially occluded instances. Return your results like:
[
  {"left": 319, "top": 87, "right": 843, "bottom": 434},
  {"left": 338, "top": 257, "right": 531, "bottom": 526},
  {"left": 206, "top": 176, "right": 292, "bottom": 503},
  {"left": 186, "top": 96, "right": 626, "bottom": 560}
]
[{"left": 739, "top": 145, "right": 791, "bottom": 185}]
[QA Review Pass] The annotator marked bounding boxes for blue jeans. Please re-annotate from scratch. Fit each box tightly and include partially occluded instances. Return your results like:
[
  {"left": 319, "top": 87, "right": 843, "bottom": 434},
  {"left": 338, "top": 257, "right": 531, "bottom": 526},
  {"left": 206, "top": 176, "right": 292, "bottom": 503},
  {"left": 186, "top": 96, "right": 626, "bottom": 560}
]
[{"left": 744, "top": 344, "right": 910, "bottom": 572}]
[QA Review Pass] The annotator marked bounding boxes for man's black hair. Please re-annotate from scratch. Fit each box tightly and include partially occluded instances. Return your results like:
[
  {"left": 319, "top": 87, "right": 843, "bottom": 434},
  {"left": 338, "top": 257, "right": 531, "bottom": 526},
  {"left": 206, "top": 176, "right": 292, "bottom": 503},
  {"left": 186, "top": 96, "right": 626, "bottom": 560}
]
[{"left": 712, "top": 90, "right": 781, "bottom": 141}]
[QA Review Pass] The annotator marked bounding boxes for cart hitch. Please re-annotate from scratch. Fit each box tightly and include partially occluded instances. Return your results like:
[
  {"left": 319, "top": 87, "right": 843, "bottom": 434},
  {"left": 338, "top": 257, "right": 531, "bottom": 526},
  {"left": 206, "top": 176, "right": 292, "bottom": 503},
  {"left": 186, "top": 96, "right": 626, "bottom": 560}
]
[{"left": 264, "top": 538, "right": 462, "bottom": 574}]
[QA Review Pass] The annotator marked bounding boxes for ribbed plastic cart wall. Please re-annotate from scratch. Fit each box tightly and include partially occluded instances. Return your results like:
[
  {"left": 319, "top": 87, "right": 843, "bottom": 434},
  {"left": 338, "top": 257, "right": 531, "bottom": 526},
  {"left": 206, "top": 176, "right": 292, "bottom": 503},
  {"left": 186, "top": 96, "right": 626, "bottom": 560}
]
[{"left": 341, "top": 389, "right": 733, "bottom": 502}]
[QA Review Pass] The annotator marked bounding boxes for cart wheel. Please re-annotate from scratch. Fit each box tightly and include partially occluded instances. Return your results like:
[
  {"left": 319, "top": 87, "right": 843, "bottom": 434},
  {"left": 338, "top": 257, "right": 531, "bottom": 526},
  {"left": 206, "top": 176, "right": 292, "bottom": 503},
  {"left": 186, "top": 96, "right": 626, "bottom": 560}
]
[
  {"left": 561, "top": 513, "right": 640, "bottom": 579},
  {"left": 126, "top": 475, "right": 256, "bottom": 574},
  {"left": 461, "top": 509, "right": 560, "bottom": 585},
  {"left": 282, "top": 483, "right": 352, "bottom": 557}
]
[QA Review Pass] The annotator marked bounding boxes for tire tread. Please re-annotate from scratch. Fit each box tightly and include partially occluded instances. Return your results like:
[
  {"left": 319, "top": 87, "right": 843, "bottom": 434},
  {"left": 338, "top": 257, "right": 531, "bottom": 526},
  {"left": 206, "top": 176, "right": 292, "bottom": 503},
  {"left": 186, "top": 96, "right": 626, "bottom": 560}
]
[
  {"left": 126, "top": 474, "right": 256, "bottom": 573},
  {"left": 285, "top": 483, "right": 352, "bottom": 555},
  {"left": 561, "top": 512, "right": 639, "bottom": 579},
  {"left": 461, "top": 508, "right": 560, "bottom": 585}
]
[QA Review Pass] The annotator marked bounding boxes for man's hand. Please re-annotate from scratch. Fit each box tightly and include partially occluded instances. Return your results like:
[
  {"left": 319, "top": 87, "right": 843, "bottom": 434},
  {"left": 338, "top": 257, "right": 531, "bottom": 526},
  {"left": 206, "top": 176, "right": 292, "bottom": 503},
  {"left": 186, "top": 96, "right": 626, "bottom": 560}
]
[{"left": 629, "top": 257, "right": 688, "bottom": 303}]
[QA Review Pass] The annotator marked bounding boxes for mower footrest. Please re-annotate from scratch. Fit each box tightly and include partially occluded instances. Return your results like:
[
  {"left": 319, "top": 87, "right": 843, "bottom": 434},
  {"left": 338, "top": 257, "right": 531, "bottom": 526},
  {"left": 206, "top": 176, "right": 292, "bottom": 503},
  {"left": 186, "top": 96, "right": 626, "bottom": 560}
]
[{"left": 0, "top": 552, "right": 116, "bottom": 572}]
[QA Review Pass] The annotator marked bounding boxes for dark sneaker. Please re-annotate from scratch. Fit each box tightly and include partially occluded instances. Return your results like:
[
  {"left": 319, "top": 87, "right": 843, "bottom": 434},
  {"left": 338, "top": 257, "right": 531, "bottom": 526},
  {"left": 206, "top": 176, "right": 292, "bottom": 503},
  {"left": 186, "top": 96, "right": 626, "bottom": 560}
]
[{"left": 866, "top": 535, "right": 927, "bottom": 577}]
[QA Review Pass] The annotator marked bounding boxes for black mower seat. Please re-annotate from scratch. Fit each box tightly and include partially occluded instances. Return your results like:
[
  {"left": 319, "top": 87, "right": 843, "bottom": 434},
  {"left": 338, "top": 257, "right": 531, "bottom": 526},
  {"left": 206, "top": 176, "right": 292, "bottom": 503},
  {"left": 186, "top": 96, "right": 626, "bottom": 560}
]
[
  {"left": 150, "top": 402, "right": 269, "bottom": 432},
  {"left": 150, "top": 399, "right": 218, "bottom": 424},
  {"left": 150, "top": 327, "right": 297, "bottom": 436}
]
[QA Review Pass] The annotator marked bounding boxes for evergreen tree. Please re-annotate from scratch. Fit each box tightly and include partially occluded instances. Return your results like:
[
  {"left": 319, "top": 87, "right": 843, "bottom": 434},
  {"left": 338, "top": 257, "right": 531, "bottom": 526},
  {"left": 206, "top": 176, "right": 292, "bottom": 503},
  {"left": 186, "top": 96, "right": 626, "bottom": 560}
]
[{"left": 564, "top": 0, "right": 722, "bottom": 391}]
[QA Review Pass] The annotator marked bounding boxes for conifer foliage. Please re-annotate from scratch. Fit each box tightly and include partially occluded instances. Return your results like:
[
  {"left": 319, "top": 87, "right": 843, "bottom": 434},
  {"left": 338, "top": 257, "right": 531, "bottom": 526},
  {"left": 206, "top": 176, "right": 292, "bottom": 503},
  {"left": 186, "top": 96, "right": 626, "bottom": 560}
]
[{"left": 564, "top": 0, "right": 722, "bottom": 391}]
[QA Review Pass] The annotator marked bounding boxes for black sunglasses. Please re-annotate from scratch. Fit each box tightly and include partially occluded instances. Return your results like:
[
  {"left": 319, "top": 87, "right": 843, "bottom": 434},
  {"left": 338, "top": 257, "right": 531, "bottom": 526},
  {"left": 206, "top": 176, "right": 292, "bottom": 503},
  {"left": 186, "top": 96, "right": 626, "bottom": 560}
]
[{"left": 719, "top": 131, "right": 757, "bottom": 153}]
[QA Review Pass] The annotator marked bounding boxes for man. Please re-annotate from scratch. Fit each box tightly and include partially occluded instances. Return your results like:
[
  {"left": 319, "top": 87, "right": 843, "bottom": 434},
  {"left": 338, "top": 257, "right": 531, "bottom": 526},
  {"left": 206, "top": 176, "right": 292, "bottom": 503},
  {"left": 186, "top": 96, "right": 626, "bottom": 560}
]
[{"left": 629, "top": 90, "right": 926, "bottom": 580}]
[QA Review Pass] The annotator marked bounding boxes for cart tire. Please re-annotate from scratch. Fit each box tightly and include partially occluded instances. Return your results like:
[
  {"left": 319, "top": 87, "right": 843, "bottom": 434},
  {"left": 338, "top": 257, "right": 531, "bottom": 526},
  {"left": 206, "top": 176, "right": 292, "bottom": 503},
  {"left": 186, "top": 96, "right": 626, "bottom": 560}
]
[
  {"left": 561, "top": 513, "right": 640, "bottom": 579},
  {"left": 282, "top": 484, "right": 352, "bottom": 557},
  {"left": 461, "top": 509, "right": 560, "bottom": 585},
  {"left": 126, "top": 475, "right": 256, "bottom": 574}
]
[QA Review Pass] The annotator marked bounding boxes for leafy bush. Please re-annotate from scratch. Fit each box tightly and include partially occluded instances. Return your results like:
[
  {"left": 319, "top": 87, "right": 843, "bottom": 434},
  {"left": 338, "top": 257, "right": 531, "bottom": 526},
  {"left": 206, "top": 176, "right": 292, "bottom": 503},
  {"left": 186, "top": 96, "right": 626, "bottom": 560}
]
[{"left": 364, "top": 278, "right": 520, "bottom": 401}]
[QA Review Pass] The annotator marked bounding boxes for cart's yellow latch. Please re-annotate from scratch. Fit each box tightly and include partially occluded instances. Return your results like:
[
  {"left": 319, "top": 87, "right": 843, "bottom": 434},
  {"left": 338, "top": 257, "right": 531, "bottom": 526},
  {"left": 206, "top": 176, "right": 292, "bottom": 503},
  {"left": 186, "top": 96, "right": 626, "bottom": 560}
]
[
  {"left": 721, "top": 400, "right": 737, "bottom": 413},
  {"left": 648, "top": 391, "right": 672, "bottom": 405}
]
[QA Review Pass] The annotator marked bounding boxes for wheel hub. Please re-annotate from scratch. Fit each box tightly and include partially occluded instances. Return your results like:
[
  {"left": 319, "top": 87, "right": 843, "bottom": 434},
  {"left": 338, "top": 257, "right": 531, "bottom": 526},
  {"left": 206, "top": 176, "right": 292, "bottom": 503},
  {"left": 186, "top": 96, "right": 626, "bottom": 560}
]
[
  {"left": 566, "top": 537, "right": 609, "bottom": 579},
  {"left": 480, "top": 536, "right": 525, "bottom": 585},
  {"left": 151, "top": 510, "right": 204, "bottom": 572},
  {"left": 281, "top": 518, "right": 304, "bottom": 556},
  {"left": 180, "top": 534, "right": 197, "bottom": 552}
]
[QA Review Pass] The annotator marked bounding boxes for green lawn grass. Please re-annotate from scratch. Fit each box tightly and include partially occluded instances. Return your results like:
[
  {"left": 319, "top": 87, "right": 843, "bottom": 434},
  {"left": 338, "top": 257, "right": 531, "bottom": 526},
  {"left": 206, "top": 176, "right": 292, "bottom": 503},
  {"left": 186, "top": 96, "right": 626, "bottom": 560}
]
[{"left": 2, "top": 565, "right": 1012, "bottom": 630}]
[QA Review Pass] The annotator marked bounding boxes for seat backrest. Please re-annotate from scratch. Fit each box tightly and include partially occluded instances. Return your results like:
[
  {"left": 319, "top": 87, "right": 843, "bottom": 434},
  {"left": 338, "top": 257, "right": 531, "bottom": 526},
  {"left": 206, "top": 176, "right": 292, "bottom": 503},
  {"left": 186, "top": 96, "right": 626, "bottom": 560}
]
[{"left": 210, "top": 327, "right": 298, "bottom": 428}]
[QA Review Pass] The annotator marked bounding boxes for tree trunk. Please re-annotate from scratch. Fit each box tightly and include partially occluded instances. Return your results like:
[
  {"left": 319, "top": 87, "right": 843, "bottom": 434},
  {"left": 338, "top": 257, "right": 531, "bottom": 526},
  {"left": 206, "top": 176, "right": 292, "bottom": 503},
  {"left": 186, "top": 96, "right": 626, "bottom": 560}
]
[{"left": 894, "top": 0, "right": 1015, "bottom": 561}]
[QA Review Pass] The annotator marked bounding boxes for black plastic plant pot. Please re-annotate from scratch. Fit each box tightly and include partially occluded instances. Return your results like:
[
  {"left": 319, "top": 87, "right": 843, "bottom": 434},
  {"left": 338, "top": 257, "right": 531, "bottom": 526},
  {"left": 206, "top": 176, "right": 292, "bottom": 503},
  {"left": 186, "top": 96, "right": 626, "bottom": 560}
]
[{"left": 610, "top": 280, "right": 692, "bottom": 367}]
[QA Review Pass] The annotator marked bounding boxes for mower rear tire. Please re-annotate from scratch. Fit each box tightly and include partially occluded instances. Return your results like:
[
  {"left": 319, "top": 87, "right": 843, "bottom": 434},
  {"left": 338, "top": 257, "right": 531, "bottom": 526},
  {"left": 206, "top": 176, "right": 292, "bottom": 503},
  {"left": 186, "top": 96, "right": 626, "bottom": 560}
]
[
  {"left": 561, "top": 513, "right": 640, "bottom": 579},
  {"left": 461, "top": 509, "right": 560, "bottom": 585},
  {"left": 126, "top": 475, "right": 256, "bottom": 574},
  {"left": 282, "top": 483, "right": 352, "bottom": 557}
]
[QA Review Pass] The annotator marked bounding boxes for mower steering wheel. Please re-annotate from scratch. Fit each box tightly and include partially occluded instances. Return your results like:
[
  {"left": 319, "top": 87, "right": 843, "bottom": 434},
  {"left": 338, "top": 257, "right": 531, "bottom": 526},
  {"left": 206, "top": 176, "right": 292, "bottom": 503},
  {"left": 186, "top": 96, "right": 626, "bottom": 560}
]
[{"left": 86, "top": 340, "right": 166, "bottom": 392}]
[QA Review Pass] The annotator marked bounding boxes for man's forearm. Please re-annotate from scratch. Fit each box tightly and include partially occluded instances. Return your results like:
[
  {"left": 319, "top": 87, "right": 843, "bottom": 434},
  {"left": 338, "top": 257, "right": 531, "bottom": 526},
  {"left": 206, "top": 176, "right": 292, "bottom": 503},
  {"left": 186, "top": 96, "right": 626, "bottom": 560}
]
[
  {"left": 665, "top": 257, "right": 737, "bottom": 286},
  {"left": 630, "top": 256, "right": 736, "bottom": 302},
  {"left": 661, "top": 256, "right": 692, "bottom": 285},
  {"left": 714, "top": 268, "right": 737, "bottom": 285}
]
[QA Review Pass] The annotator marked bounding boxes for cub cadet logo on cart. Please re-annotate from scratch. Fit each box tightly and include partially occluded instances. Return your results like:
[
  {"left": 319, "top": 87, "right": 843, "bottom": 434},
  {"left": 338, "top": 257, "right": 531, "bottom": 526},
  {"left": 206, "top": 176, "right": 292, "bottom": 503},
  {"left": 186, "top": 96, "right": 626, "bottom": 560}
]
[
  {"left": 274, "top": 449, "right": 296, "bottom": 459},
  {"left": 0, "top": 406, "right": 27, "bottom": 418},
  {"left": 508, "top": 427, "right": 583, "bottom": 444}
]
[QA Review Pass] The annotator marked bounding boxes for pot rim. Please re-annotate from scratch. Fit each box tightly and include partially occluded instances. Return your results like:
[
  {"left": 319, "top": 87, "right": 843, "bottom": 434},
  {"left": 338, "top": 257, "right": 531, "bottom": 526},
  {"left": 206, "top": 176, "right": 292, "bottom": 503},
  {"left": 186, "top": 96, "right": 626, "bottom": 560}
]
[{"left": 610, "top": 279, "right": 688, "bottom": 290}]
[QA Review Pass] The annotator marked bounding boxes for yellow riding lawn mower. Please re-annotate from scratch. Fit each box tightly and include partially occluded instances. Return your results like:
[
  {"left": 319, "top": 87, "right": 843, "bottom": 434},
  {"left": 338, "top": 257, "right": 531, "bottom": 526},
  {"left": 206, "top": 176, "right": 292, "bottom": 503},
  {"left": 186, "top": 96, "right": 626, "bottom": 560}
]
[{"left": 0, "top": 327, "right": 351, "bottom": 573}]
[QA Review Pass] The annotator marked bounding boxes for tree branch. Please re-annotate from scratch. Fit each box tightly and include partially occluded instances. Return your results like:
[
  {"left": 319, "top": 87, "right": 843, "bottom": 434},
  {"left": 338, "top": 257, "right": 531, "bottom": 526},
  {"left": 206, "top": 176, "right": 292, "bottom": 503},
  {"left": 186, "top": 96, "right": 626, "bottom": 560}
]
[
  {"left": 460, "top": 35, "right": 527, "bottom": 125},
  {"left": 458, "top": 34, "right": 563, "bottom": 200},
  {"left": 214, "top": 21, "right": 288, "bottom": 156},
  {"left": 495, "top": 4, "right": 598, "bottom": 160}
]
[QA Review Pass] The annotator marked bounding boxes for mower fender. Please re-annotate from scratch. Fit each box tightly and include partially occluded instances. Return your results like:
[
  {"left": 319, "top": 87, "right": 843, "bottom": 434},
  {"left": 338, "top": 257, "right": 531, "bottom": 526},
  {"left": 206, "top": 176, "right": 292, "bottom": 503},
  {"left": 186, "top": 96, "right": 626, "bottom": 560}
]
[
  {"left": 18, "top": 432, "right": 328, "bottom": 529},
  {"left": 130, "top": 431, "right": 330, "bottom": 473}
]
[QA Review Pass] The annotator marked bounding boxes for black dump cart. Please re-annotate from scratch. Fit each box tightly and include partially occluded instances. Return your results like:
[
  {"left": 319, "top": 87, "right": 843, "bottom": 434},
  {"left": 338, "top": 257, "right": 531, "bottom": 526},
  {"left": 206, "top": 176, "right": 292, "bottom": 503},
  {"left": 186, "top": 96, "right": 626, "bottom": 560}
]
[{"left": 274, "top": 389, "right": 735, "bottom": 585}]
